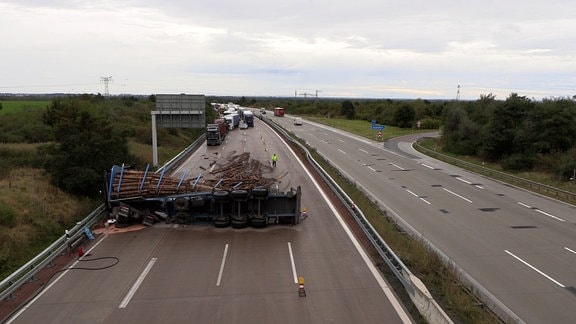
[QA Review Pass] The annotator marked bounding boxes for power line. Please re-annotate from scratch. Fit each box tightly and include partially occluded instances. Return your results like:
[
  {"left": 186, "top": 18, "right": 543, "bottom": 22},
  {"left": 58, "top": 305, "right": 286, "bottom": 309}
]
[
  {"left": 100, "top": 76, "right": 113, "bottom": 97},
  {"left": 456, "top": 84, "right": 461, "bottom": 101}
]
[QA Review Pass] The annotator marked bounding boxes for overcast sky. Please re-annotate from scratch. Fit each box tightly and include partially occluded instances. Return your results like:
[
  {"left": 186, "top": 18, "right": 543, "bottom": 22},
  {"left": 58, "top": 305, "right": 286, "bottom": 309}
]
[{"left": 1, "top": 0, "right": 575, "bottom": 100}]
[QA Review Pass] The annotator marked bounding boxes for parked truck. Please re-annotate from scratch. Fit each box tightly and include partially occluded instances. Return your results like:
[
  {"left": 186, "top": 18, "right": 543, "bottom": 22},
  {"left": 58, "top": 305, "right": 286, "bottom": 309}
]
[
  {"left": 214, "top": 118, "right": 228, "bottom": 133},
  {"left": 244, "top": 110, "right": 254, "bottom": 127},
  {"left": 231, "top": 113, "right": 240, "bottom": 129},
  {"left": 206, "top": 121, "right": 227, "bottom": 146},
  {"left": 224, "top": 115, "right": 234, "bottom": 130}
]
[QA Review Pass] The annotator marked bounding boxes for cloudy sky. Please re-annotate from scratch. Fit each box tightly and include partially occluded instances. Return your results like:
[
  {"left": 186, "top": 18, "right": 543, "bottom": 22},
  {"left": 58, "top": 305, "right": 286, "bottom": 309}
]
[{"left": 1, "top": 0, "right": 575, "bottom": 100}]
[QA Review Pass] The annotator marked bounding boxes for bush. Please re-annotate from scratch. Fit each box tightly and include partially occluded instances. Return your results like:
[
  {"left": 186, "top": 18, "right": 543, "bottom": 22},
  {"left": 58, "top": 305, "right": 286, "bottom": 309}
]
[
  {"left": 0, "top": 204, "right": 17, "bottom": 227},
  {"left": 501, "top": 153, "right": 534, "bottom": 171}
]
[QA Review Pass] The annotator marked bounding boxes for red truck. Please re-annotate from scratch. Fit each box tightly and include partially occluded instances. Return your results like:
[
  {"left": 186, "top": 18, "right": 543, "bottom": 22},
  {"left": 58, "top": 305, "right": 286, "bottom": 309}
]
[
  {"left": 274, "top": 107, "right": 285, "bottom": 117},
  {"left": 206, "top": 119, "right": 228, "bottom": 145}
]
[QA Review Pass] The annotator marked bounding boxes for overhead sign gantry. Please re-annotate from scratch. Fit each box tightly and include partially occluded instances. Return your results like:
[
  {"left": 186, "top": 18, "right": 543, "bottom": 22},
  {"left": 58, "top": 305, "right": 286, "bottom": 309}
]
[{"left": 151, "top": 94, "right": 206, "bottom": 166}]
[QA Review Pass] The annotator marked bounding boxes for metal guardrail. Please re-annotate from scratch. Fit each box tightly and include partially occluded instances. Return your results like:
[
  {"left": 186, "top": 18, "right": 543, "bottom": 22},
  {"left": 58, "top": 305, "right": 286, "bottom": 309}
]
[
  {"left": 262, "top": 116, "right": 453, "bottom": 323},
  {"left": 0, "top": 204, "right": 107, "bottom": 302},
  {"left": 414, "top": 140, "right": 576, "bottom": 204},
  {"left": 0, "top": 135, "right": 207, "bottom": 306},
  {"left": 4, "top": 119, "right": 533, "bottom": 323}
]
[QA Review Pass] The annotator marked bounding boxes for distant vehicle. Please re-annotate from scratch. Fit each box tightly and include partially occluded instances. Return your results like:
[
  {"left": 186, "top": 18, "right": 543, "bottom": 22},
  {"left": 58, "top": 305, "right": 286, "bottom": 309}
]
[
  {"left": 260, "top": 108, "right": 266, "bottom": 114},
  {"left": 293, "top": 118, "right": 303, "bottom": 126},
  {"left": 206, "top": 122, "right": 227, "bottom": 145},
  {"left": 224, "top": 115, "right": 234, "bottom": 130},
  {"left": 243, "top": 110, "right": 254, "bottom": 127},
  {"left": 274, "top": 107, "right": 285, "bottom": 117},
  {"left": 231, "top": 113, "right": 240, "bottom": 128}
]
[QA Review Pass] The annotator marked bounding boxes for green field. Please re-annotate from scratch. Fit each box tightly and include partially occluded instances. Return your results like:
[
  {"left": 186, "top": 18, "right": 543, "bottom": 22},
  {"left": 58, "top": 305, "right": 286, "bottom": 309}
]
[
  {"left": 307, "top": 116, "right": 433, "bottom": 141},
  {"left": 0, "top": 100, "right": 50, "bottom": 115}
]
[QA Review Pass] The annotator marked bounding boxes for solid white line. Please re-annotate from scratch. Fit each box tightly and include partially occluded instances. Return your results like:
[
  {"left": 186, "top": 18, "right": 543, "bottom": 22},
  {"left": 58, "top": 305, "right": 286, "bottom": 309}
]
[
  {"left": 216, "top": 243, "right": 229, "bottom": 286},
  {"left": 272, "top": 129, "right": 412, "bottom": 323},
  {"left": 119, "top": 257, "right": 158, "bottom": 308},
  {"left": 534, "top": 209, "right": 565, "bottom": 222},
  {"left": 287, "top": 242, "right": 298, "bottom": 283},
  {"left": 6, "top": 236, "right": 109, "bottom": 323},
  {"left": 565, "top": 247, "right": 576, "bottom": 255},
  {"left": 504, "top": 250, "right": 565, "bottom": 288},
  {"left": 338, "top": 149, "right": 346, "bottom": 154},
  {"left": 443, "top": 188, "right": 472, "bottom": 203}
]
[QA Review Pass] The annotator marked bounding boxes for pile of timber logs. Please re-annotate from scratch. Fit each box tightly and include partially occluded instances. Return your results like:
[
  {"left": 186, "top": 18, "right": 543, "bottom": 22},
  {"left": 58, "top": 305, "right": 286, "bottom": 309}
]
[
  {"left": 204, "top": 152, "right": 276, "bottom": 190},
  {"left": 109, "top": 170, "right": 192, "bottom": 200},
  {"left": 109, "top": 152, "right": 276, "bottom": 200}
]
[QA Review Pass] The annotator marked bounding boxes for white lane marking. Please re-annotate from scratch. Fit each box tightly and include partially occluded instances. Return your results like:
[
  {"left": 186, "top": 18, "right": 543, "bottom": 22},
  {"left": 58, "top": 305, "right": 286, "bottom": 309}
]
[
  {"left": 7, "top": 236, "right": 109, "bottom": 323},
  {"left": 517, "top": 202, "right": 565, "bottom": 222},
  {"left": 454, "top": 176, "right": 484, "bottom": 189},
  {"left": 406, "top": 189, "right": 419, "bottom": 198},
  {"left": 443, "top": 188, "right": 473, "bottom": 203},
  {"left": 517, "top": 202, "right": 532, "bottom": 209},
  {"left": 338, "top": 139, "right": 345, "bottom": 143},
  {"left": 367, "top": 166, "right": 377, "bottom": 172},
  {"left": 564, "top": 247, "right": 576, "bottom": 255},
  {"left": 359, "top": 148, "right": 369, "bottom": 154},
  {"left": 216, "top": 243, "right": 229, "bottom": 286},
  {"left": 420, "top": 163, "right": 435, "bottom": 170},
  {"left": 271, "top": 128, "right": 411, "bottom": 323},
  {"left": 534, "top": 209, "right": 565, "bottom": 222},
  {"left": 338, "top": 149, "right": 346, "bottom": 154},
  {"left": 390, "top": 163, "right": 405, "bottom": 171},
  {"left": 119, "top": 257, "right": 158, "bottom": 308},
  {"left": 457, "top": 178, "right": 471, "bottom": 184},
  {"left": 406, "top": 189, "right": 431, "bottom": 205},
  {"left": 505, "top": 250, "right": 565, "bottom": 288},
  {"left": 287, "top": 242, "right": 298, "bottom": 284}
]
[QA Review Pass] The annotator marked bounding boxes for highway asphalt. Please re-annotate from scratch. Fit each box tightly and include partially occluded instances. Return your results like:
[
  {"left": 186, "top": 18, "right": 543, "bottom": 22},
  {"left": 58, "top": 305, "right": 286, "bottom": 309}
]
[
  {"left": 7, "top": 114, "right": 412, "bottom": 323},
  {"left": 282, "top": 116, "right": 576, "bottom": 323}
]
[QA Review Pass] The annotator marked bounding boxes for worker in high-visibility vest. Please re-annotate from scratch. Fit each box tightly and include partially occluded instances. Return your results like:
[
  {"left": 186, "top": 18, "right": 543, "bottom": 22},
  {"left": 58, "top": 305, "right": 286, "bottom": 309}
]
[{"left": 272, "top": 153, "right": 278, "bottom": 167}]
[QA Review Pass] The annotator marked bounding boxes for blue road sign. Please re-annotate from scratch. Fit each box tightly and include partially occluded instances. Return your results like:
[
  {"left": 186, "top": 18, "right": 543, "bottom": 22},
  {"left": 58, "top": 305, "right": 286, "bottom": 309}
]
[{"left": 371, "top": 124, "right": 386, "bottom": 130}]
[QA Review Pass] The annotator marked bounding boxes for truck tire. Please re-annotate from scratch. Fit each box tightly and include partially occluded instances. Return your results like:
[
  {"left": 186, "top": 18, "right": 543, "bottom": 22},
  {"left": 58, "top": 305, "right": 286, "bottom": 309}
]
[
  {"left": 213, "top": 190, "right": 230, "bottom": 202},
  {"left": 230, "top": 189, "right": 248, "bottom": 201}
]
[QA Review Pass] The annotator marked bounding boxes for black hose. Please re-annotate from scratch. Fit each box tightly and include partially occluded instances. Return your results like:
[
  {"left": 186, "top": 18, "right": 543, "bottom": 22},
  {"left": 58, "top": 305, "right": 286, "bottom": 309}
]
[{"left": 1, "top": 256, "right": 120, "bottom": 324}]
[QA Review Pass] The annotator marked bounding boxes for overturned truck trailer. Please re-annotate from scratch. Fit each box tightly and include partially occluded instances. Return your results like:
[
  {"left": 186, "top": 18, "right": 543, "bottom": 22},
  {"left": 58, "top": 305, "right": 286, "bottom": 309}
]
[{"left": 104, "top": 165, "right": 302, "bottom": 228}]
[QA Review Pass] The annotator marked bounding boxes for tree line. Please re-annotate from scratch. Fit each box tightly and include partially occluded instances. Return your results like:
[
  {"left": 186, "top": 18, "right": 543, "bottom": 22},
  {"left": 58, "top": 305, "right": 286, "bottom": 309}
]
[
  {"left": 442, "top": 93, "right": 576, "bottom": 178},
  {"left": 227, "top": 94, "right": 576, "bottom": 179}
]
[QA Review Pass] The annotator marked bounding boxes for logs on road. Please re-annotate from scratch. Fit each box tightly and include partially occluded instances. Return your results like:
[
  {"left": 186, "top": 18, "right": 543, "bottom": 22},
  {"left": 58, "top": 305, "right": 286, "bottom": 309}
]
[
  {"left": 109, "top": 152, "right": 276, "bottom": 200},
  {"left": 205, "top": 152, "right": 276, "bottom": 190},
  {"left": 109, "top": 170, "right": 193, "bottom": 199}
]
